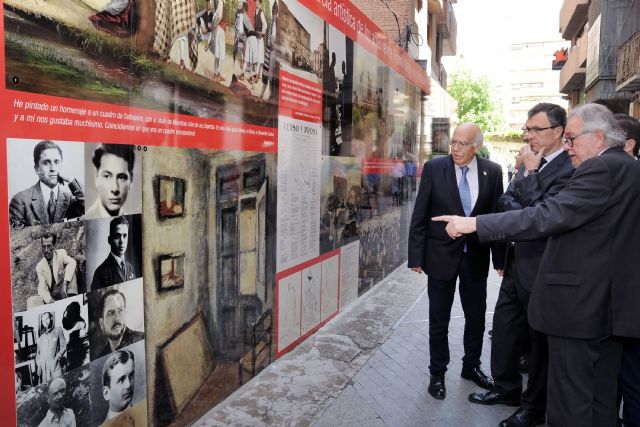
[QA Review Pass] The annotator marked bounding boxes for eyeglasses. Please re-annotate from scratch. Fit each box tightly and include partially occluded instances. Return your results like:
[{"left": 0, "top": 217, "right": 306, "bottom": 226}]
[
  {"left": 521, "top": 125, "right": 559, "bottom": 135},
  {"left": 449, "top": 139, "right": 474, "bottom": 147},
  {"left": 562, "top": 130, "right": 593, "bottom": 147}
]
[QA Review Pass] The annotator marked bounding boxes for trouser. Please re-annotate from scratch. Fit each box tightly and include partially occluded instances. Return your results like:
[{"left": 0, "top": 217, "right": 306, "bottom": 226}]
[
  {"left": 547, "top": 335, "right": 623, "bottom": 427},
  {"left": 427, "top": 253, "right": 487, "bottom": 374},
  {"left": 491, "top": 262, "right": 547, "bottom": 410}
]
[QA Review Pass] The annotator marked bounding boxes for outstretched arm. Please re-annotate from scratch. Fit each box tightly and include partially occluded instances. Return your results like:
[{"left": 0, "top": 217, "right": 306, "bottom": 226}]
[{"left": 432, "top": 215, "right": 477, "bottom": 238}]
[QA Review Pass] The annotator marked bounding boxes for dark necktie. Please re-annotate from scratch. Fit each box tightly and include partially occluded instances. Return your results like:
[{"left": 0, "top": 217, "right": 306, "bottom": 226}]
[
  {"left": 120, "top": 260, "right": 126, "bottom": 276},
  {"left": 47, "top": 190, "right": 56, "bottom": 223},
  {"left": 539, "top": 157, "right": 547, "bottom": 169},
  {"left": 49, "top": 261, "right": 56, "bottom": 285}
]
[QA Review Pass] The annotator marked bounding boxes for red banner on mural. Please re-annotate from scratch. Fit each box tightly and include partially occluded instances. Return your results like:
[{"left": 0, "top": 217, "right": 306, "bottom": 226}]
[
  {"left": 2, "top": 91, "right": 278, "bottom": 152},
  {"left": 299, "top": 0, "right": 430, "bottom": 94},
  {"left": 278, "top": 70, "right": 323, "bottom": 123}
]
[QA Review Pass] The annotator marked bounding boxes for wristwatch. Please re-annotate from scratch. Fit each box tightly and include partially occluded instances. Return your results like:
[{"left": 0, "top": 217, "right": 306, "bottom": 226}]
[{"left": 527, "top": 169, "right": 539, "bottom": 174}]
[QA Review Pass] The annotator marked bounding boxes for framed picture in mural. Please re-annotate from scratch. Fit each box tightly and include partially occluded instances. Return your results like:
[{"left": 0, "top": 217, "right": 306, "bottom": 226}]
[
  {"left": 158, "top": 176, "right": 186, "bottom": 219},
  {"left": 157, "top": 253, "right": 185, "bottom": 292}
]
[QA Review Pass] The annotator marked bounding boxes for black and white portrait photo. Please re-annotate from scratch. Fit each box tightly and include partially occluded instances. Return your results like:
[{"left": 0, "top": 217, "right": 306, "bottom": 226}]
[
  {"left": 7, "top": 139, "right": 85, "bottom": 229},
  {"left": 88, "top": 280, "right": 145, "bottom": 361},
  {"left": 86, "top": 214, "right": 142, "bottom": 291},
  {"left": 84, "top": 143, "right": 142, "bottom": 219},
  {"left": 10, "top": 222, "right": 86, "bottom": 312},
  {"left": 16, "top": 366, "right": 91, "bottom": 427},
  {"left": 90, "top": 339, "right": 147, "bottom": 426},
  {"left": 13, "top": 295, "right": 90, "bottom": 392}
]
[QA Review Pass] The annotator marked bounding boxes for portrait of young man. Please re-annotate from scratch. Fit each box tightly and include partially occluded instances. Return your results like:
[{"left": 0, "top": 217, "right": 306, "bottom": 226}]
[
  {"left": 87, "top": 215, "right": 142, "bottom": 291},
  {"left": 7, "top": 139, "right": 85, "bottom": 228},
  {"left": 85, "top": 143, "right": 141, "bottom": 219}
]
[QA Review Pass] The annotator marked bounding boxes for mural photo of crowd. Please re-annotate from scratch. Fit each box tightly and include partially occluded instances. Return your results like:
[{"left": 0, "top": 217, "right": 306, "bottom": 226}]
[
  {"left": 7, "top": 138, "right": 146, "bottom": 426},
  {"left": 4, "top": 0, "right": 280, "bottom": 125}
]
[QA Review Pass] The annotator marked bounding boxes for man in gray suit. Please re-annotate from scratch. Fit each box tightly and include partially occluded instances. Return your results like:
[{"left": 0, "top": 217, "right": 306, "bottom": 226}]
[
  {"left": 9, "top": 140, "right": 83, "bottom": 228},
  {"left": 434, "top": 103, "right": 640, "bottom": 426},
  {"left": 469, "top": 104, "right": 574, "bottom": 427}
]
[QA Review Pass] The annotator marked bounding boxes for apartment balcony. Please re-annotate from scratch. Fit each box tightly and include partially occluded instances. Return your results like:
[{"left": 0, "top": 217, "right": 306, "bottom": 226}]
[
  {"left": 437, "top": 0, "right": 457, "bottom": 56},
  {"left": 560, "top": 31, "right": 587, "bottom": 93},
  {"left": 559, "top": 0, "right": 588, "bottom": 40},
  {"left": 616, "top": 31, "right": 640, "bottom": 92}
]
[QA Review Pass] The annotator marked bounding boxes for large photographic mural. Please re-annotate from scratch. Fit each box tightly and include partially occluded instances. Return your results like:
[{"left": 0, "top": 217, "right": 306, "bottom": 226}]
[{"left": 0, "top": 0, "right": 428, "bottom": 425}]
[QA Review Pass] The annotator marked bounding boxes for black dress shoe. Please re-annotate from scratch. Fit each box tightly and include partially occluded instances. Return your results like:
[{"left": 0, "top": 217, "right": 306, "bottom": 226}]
[
  {"left": 428, "top": 373, "right": 446, "bottom": 400},
  {"left": 498, "top": 408, "right": 545, "bottom": 427},
  {"left": 461, "top": 366, "right": 494, "bottom": 390},
  {"left": 468, "top": 390, "right": 521, "bottom": 406}
]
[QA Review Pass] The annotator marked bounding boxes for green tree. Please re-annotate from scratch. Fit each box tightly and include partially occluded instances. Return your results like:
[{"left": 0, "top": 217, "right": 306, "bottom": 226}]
[{"left": 448, "top": 70, "right": 502, "bottom": 132}]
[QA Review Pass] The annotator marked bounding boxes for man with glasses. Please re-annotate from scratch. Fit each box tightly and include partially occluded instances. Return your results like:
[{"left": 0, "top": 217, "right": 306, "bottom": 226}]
[
  {"left": 433, "top": 103, "right": 640, "bottom": 426},
  {"left": 408, "top": 123, "right": 505, "bottom": 400},
  {"left": 468, "top": 103, "right": 574, "bottom": 427}
]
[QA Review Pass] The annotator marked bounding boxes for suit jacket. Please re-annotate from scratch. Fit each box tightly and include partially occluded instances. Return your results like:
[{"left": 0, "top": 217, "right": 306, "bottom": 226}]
[
  {"left": 477, "top": 147, "right": 640, "bottom": 339},
  {"left": 497, "top": 151, "right": 574, "bottom": 290},
  {"left": 93, "top": 326, "right": 144, "bottom": 360},
  {"left": 9, "top": 181, "right": 82, "bottom": 228},
  {"left": 408, "top": 155, "right": 505, "bottom": 281},
  {"left": 91, "top": 254, "right": 136, "bottom": 290},
  {"left": 35, "top": 250, "right": 78, "bottom": 303}
]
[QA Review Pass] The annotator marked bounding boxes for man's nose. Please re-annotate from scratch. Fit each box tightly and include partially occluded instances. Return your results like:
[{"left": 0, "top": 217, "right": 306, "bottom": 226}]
[{"left": 110, "top": 179, "right": 120, "bottom": 194}]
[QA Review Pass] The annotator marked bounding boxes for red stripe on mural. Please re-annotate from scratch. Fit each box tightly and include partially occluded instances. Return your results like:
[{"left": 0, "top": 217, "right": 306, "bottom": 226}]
[
  {"left": 298, "top": 0, "right": 430, "bottom": 93},
  {"left": 2, "top": 91, "right": 278, "bottom": 152}
]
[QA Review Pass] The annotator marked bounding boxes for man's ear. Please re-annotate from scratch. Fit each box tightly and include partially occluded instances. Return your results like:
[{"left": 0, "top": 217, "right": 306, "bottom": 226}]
[
  {"left": 102, "top": 385, "right": 110, "bottom": 403},
  {"left": 99, "top": 317, "right": 105, "bottom": 332},
  {"left": 624, "top": 139, "right": 637, "bottom": 156}
]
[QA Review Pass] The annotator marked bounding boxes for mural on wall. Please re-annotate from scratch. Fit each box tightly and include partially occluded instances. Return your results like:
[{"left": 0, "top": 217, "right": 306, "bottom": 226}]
[
  {"left": 141, "top": 147, "right": 276, "bottom": 426},
  {"left": 1, "top": 0, "right": 428, "bottom": 423},
  {"left": 3, "top": 0, "right": 279, "bottom": 125}
]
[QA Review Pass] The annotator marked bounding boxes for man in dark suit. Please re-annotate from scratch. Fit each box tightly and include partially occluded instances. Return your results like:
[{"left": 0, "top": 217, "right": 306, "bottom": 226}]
[
  {"left": 9, "top": 140, "right": 84, "bottom": 228},
  {"left": 408, "top": 122, "right": 504, "bottom": 400},
  {"left": 468, "top": 103, "right": 574, "bottom": 427},
  {"left": 92, "top": 289, "right": 144, "bottom": 360},
  {"left": 91, "top": 216, "right": 137, "bottom": 290},
  {"left": 434, "top": 104, "right": 640, "bottom": 426}
]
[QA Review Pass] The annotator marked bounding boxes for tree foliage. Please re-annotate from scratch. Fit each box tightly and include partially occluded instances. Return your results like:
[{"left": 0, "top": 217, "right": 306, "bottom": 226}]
[{"left": 448, "top": 70, "right": 502, "bottom": 132}]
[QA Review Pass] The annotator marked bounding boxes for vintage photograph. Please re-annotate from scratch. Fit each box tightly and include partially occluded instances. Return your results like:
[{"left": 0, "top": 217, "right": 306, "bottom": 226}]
[
  {"left": 10, "top": 222, "right": 86, "bottom": 312},
  {"left": 322, "top": 23, "right": 353, "bottom": 156},
  {"left": 157, "top": 253, "right": 185, "bottom": 291},
  {"left": 86, "top": 214, "right": 142, "bottom": 291},
  {"left": 7, "top": 139, "right": 85, "bottom": 229},
  {"left": 278, "top": 0, "right": 323, "bottom": 84},
  {"left": 88, "top": 279, "right": 145, "bottom": 361},
  {"left": 4, "top": 0, "right": 279, "bottom": 126},
  {"left": 319, "top": 156, "right": 360, "bottom": 254},
  {"left": 90, "top": 339, "right": 147, "bottom": 426},
  {"left": 16, "top": 365, "right": 92, "bottom": 427},
  {"left": 157, "top": 175, "right": 186, "bottom": 219},
  {"left": 13, "top": 295, "right": 90, "bottom": 392},
  {"left": 84, "top": 143, "right": 143, "bottom": 219}
]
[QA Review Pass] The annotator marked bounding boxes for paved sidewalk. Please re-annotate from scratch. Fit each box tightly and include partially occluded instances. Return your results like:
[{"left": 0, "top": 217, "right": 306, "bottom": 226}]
[{"left": 195, "top": 264, "right": 521, "bottom": 426}]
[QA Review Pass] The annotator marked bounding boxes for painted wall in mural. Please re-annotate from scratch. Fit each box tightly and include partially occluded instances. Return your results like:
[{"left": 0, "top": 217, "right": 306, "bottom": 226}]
[{"left": 1, "top": 0, "right": 427, "bottom": 425}]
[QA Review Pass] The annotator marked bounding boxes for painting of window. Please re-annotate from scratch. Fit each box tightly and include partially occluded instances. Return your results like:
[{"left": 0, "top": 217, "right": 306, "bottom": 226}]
[
  {"left": 158, "top": 176, "right": 186, "bottom": 219},
  {"left": 158, "top": 253, "right": 185, "bottom": 291}
]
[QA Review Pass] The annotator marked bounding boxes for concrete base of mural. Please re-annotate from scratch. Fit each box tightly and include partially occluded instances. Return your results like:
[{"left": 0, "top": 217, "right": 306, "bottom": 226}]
[{"left": 192, "top": 263, "right": 426, "bottom": 426}]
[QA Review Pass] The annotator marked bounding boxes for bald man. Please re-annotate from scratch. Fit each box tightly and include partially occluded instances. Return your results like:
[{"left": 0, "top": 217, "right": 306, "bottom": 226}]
[
  {"left": 38, "top": 377, "right": 76, "bottom": 427},
  {"left": 408, "top": 123, "right": 505, "bottom": 400}
]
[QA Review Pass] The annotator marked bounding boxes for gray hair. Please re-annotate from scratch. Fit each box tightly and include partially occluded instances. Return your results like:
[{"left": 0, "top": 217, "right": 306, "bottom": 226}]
[{"left": 568, "top": 103, "right": 627, "bottom": 148}]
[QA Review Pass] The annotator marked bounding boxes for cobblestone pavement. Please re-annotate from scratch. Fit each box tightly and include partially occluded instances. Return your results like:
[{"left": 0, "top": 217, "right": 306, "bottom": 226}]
[{"left": 195, "top": 264, "right": 526, "bottom": 426}]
